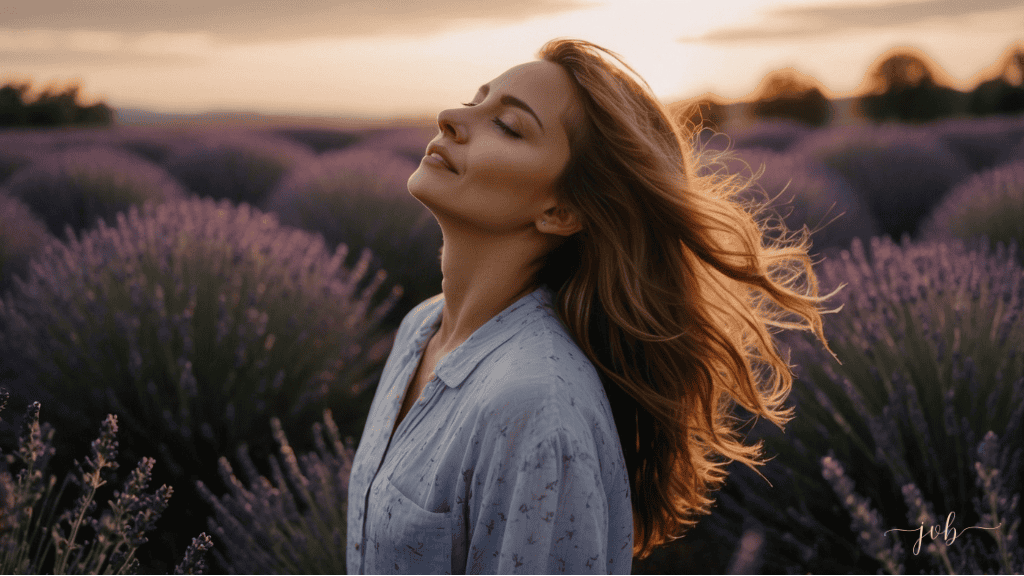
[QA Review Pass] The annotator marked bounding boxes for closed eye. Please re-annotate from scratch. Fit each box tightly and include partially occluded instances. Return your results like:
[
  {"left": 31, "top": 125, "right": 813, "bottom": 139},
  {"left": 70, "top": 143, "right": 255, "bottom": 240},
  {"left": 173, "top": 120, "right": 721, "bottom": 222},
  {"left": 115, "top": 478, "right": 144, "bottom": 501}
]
[
  {"left": 460, "top": 102, "right": 522, "bottom": 138},
  {"left": 492, "top": 118, "right": 521, "bottom": 138}
]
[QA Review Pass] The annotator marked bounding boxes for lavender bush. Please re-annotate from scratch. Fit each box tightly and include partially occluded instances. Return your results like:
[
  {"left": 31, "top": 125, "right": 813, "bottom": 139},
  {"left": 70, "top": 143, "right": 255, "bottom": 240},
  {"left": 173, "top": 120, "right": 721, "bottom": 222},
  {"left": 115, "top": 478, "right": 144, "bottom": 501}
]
[
  {"left": 0, "top": 126, "right": 200, "bottom": 167},
  {"left": 920, "top": 160, "right": 1024, "bottom": 258},
  {"left": 0, "top": 145, "right": 53, "bottom": 187},
  {"left": 350, "top": 125, "right": 435, "bottom": 164},
  {"left": 1009, "top": 134, "right": 1024, "bottom": 164},
  {"left": 0, "top": 126, "right": 111, "bottom": 153},
  {"left": 0, "top": 390, "right": 212, "bottom": 574},
  {"left": 270, "top": 127, "right": 363, "bottom": 154},
  {"left": 2, "top": 146, "right": 188, "bottom": 237},
  {"left": 113, "top": 128, "right": 203, "bottom": 165},
  {"left": 790, "top": 125, "right": 971, "bottom": 238},
  {"left": 0, "top": 195, "right": 399, "bottom": 468},
  {"left": 727, "top": 120, "right": 812, "bottom": 153},
  {"left": 163, "top": 135, "right": 315, "bottom": 206},
  {"left": 728, "top": 148, "right": 880, "bottom": 253},
  {"left": 0, "top": 197, "right": 399, "bottom": 567},
  {"left": 0, "top": 191, "right": 53, "bottom": 290},
  {"left": 197, "top": 409, "right": 353, "bottom": 574},
  {"left": 703, "top": 236, "right": 1023, "bottom": 574},
  {"left": 934, "top": 115, "right": 1024, "bottom": 172},
  {"left": 263, "top": 148, "right": 442, "bottom": 326}
]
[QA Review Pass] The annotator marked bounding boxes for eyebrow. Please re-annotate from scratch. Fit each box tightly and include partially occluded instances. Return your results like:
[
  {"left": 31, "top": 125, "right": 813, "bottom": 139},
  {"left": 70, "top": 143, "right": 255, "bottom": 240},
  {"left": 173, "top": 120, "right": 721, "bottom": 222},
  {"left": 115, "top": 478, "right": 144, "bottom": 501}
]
[{"left": 478, "top": 84, "right": 545, "bottom": 133}]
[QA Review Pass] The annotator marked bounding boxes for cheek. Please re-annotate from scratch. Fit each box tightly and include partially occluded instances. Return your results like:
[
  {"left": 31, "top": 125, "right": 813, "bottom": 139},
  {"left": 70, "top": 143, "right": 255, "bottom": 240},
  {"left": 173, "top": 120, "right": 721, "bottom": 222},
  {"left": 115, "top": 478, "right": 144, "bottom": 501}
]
[{"left": 468, "top": 149, "right": 560, "bottom": 197}]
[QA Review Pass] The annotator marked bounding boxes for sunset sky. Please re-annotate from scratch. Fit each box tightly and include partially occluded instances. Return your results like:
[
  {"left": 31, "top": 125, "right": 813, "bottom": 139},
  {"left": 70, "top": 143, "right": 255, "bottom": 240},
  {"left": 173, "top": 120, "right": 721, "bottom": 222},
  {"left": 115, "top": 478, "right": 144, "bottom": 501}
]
[{"left": 1, "top": 0, "right": 1022, "bottom": 120}]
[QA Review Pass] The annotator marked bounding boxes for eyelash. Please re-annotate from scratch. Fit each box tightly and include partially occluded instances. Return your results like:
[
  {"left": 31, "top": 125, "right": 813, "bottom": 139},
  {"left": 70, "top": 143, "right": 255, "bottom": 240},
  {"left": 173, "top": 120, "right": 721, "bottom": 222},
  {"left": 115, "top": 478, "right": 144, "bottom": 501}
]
[{"left": 460, "top": 102, "right": 522, "bottom": 139}]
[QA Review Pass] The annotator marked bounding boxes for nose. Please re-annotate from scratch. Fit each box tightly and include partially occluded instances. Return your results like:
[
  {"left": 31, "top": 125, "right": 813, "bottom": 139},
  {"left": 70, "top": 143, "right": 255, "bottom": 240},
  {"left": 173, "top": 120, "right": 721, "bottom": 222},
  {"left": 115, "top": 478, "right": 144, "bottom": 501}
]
[{"left": 437, "top": 108, "right": 466, "bottom": 143}]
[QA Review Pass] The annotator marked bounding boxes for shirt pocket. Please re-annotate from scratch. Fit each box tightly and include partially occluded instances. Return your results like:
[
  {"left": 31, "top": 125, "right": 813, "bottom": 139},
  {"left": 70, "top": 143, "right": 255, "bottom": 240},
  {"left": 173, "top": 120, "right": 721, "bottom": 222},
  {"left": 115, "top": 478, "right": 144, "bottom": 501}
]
[{"left": 364, "top": 475, "right": 454, "bottom": 574}]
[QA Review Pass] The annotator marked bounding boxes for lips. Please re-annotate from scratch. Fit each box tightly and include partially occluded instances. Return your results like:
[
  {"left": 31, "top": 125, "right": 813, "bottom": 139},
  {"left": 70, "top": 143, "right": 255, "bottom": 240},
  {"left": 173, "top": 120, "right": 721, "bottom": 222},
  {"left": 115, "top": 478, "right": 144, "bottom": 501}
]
[{"left": 425, "top": 144, "right": 458, "bottom": 174}]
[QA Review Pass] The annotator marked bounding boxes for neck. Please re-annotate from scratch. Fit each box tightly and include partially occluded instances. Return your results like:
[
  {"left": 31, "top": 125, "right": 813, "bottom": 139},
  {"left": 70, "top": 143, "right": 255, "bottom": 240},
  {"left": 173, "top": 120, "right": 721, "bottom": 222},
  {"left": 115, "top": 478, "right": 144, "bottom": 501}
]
[{"left": 431, "top": 221, "right": 548, "bottom": 356}]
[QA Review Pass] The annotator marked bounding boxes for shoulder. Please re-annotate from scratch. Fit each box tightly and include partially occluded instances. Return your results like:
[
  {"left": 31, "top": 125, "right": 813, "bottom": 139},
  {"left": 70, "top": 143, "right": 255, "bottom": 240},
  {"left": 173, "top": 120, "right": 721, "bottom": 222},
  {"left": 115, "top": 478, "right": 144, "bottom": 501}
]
[
  {"left": 394, "top": 292, "right": 444, "bottom": 341},
  {"left": 474, "top": 313, "right": 609, "bottom": 446}
]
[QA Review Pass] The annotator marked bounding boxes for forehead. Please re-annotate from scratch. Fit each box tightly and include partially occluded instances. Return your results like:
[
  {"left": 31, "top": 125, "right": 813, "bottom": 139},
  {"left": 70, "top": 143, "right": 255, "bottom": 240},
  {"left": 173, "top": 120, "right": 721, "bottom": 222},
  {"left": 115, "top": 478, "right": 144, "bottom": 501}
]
[{"left": 486, "top": 60, "right": 576, "bottom": 128}]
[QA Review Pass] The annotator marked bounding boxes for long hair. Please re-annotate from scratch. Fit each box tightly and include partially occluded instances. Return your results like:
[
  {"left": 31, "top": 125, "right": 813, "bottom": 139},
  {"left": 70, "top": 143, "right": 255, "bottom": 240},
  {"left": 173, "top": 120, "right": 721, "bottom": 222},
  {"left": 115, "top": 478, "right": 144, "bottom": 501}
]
[{"left": 535, "top": 39, "right": 835, "bottom": 560}]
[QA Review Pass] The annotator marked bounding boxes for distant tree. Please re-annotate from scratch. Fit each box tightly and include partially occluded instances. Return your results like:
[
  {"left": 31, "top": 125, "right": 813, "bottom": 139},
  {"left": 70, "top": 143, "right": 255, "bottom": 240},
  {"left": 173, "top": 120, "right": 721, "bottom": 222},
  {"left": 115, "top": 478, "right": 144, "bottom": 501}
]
[
  {"left": 858, "top": 48, "right": 965, "bottom": 123},
  {"left": 0, "top": 83, "right": 30, "bottom": 126},
  {"left": 0, "top": 80, "right": 112, "bottom": 127},
  {"left": 748, "top": 68, "right": 833, "bottom": 127},
  {"left": 968, "top": 45, "right": 1024, "bottom": 116}
]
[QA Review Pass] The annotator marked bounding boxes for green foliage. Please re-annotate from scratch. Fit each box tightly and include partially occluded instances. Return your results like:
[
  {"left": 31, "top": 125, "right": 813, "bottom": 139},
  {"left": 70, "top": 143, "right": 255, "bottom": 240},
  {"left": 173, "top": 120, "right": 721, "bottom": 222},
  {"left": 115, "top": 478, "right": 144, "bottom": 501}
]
[
  {"left": 0, "top": 391, "right": 212, "bottom": 574},
  {"left": 969, "top": 78, "right": 1024, "bottom": 117},
  {"left": 857, "top": 50, "right": 966, "bottom": 123},
  {"left": 748, "top": 69, "right": 833, "bottom": 127},
  {"left": 860, "top": 84, "right": 965, "bottom": 123},
  {"left": 198, "top": 410, "right": 353, "bottom": 574},
  {"left": 0, "top": 82, "right": 111, "bottom": 128},
  {"left": 968, "top": 47, "right": 1024, "bottom": 116}
]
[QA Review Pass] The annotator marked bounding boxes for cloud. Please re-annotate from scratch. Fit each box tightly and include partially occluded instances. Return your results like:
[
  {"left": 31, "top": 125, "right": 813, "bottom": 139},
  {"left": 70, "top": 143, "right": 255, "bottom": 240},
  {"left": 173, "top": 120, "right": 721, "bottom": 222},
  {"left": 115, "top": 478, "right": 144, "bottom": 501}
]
[
  {"left": 2, "top": 0, "right": 594, "bottom": 42},
  {"left": 0, "top": 28, "right": 214, "bottom": 68},
  {"left": 0, "top": 50, "right": 198, "bottom": 69},
  {"left": 679, "top": 0, "right": 1024, "bottom": 43}
]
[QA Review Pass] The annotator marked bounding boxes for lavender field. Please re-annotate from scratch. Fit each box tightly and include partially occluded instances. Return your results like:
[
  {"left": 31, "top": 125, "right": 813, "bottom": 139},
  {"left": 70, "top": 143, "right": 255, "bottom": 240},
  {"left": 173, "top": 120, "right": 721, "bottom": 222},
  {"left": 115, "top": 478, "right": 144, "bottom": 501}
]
[{"left": 0, "top": 115, "right": 1022, "bottom": 574}]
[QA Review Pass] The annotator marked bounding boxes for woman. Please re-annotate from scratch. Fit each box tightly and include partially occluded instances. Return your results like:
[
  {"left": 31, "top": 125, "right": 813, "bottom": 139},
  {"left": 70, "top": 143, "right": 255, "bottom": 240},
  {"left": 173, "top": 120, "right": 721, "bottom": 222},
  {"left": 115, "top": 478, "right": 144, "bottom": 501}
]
[{"left": 346, "top": 38, "right": 831, "bottom": 574}]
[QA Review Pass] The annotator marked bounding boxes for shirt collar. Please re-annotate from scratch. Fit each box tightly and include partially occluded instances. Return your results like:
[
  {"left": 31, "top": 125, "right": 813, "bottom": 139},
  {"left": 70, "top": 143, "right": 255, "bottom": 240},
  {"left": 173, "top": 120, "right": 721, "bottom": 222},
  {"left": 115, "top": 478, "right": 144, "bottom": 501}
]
[{"left": 413, "top": 286, "right": 555, "bottom": 390}]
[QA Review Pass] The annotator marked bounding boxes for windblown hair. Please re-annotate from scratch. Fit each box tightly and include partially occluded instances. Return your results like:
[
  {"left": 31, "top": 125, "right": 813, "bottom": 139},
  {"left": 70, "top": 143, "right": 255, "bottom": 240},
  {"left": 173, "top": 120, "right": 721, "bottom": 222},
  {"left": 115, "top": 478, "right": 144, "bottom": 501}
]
[{"left": 536, "top": 39, "right": 834, "bottom": 560}]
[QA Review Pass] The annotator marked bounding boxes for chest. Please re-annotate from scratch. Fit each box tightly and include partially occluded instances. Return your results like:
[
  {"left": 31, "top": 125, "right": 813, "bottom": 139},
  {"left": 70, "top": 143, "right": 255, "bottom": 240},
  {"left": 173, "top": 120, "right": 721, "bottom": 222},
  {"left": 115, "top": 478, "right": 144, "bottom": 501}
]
[{"left": 392, "top": 344, "right": 439, "bottom": 437}]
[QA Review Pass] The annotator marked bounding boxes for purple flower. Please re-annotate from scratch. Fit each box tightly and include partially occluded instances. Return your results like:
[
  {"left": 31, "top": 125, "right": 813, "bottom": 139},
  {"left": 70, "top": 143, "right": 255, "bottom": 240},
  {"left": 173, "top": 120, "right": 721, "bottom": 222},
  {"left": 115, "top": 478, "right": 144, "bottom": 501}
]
[
  {"left": 0, "top": 190, "right": 55, "bottom": 289},
  {"left": 2, "top": 146, "right": 188, "bottom": 237},
  {"left": 790, "top": 125, "right": 971, "bottom": 238},
  {"left": 162, "top": 133, "right": 314, "bottom": 205},
  {"left": 920, "top": 160, "right": 1024, "bottom": 256},
  {"left": 198, "top": 409, "right": 354, "bottom": 573},
  {"left": 262, "top": 147, "right": 442, "bottom": 325},
  {"left": 728, "top": 147, "right": 880, "bottom": 252},
  {"left": 0, "top": 197, "right": 399, "bottom": 568},
  {"left": 727, "top": 120, "right": 813, "bottom": 153}
]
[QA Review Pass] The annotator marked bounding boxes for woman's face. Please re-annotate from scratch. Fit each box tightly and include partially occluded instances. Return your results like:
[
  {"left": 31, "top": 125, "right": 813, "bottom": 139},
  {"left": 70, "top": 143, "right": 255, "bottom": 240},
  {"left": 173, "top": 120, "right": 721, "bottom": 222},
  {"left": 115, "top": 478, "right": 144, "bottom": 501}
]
[{"left": 407, "top": 59, "right": 576, "bottom": 235}]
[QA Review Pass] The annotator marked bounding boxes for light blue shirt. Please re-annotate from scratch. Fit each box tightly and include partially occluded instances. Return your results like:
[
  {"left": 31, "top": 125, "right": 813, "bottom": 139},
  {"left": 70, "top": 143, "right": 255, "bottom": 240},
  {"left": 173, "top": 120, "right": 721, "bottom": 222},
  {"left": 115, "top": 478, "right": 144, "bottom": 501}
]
[{"left": 346, "top": 286, "right": 633, "bottom": 574}]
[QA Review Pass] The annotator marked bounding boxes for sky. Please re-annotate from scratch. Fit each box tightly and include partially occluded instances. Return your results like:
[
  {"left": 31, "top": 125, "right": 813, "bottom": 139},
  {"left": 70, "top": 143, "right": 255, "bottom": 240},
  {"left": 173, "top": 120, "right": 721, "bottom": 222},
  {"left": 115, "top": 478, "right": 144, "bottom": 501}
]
[{"left": 1, "top": 0, "right": 1022, "bottom": 120}]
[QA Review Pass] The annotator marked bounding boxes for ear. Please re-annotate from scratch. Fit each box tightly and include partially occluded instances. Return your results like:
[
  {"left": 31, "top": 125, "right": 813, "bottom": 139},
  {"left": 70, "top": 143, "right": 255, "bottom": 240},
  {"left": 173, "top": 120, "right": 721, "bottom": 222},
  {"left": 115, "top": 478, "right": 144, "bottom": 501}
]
[{"left": 537, "top": 205, "right": 583, "bottom": 237}]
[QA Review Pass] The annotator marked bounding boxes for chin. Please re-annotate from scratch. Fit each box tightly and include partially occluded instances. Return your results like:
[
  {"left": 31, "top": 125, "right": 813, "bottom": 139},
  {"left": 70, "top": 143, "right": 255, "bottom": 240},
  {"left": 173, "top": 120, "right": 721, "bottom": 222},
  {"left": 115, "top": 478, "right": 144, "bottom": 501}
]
[{"left": 407, "top": 166, "right": 442, "bottom": 207}]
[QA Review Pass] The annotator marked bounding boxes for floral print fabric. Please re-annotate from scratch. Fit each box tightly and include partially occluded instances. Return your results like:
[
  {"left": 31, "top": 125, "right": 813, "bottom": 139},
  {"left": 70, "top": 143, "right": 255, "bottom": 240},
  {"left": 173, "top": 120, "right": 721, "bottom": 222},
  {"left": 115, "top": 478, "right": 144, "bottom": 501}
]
[{"left": 347, "top": 286, "right": 633, "bottom": 574}]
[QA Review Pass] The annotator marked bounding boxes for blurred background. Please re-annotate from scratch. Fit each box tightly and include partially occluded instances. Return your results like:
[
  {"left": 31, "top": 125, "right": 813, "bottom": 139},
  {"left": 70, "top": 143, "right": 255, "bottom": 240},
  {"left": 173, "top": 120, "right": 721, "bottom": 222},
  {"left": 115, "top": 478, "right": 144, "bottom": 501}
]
[
  {"left": 1, "top": 0, "right": 1022, "bottom": 126},
  {"left": 1, "top": 1, "right": 1023, "bottom": 575}
]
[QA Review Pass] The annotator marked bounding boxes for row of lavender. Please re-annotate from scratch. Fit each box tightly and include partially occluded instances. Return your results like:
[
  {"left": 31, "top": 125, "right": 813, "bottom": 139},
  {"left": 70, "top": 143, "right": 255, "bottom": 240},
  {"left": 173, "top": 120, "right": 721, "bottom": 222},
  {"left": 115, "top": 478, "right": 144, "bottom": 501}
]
[{"left": 0, "top": 115, "right": 1021, "bottom": 573}]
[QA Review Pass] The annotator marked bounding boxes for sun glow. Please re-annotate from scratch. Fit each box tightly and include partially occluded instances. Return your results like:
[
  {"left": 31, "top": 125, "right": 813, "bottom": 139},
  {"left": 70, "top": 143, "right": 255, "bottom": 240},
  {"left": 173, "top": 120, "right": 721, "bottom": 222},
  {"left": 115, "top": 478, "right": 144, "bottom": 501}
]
[{"left": 1, "top": 0, "right": 1020, "bottom": 118}]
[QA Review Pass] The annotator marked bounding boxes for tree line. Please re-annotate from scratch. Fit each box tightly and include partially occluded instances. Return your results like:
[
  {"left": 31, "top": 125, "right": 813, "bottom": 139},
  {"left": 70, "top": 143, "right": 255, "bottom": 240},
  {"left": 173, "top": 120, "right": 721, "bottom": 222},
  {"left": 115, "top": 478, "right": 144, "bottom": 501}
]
[
  {"left": 3, "top": 42, "right": 1023, "bottom": 130},
  {"left": 682, "top": 43, "right": 1024, "bottom": 130},
  {"left": 0, "top": 82, "right": 112, "bottom": 128}
]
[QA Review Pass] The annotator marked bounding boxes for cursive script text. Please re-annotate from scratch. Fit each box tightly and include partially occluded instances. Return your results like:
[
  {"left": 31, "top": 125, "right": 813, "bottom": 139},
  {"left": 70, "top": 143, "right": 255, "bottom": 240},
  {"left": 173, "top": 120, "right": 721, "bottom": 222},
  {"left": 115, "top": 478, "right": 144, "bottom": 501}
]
[{"left": 885, "top": 512, "right": 1002, "bottom": 555}]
